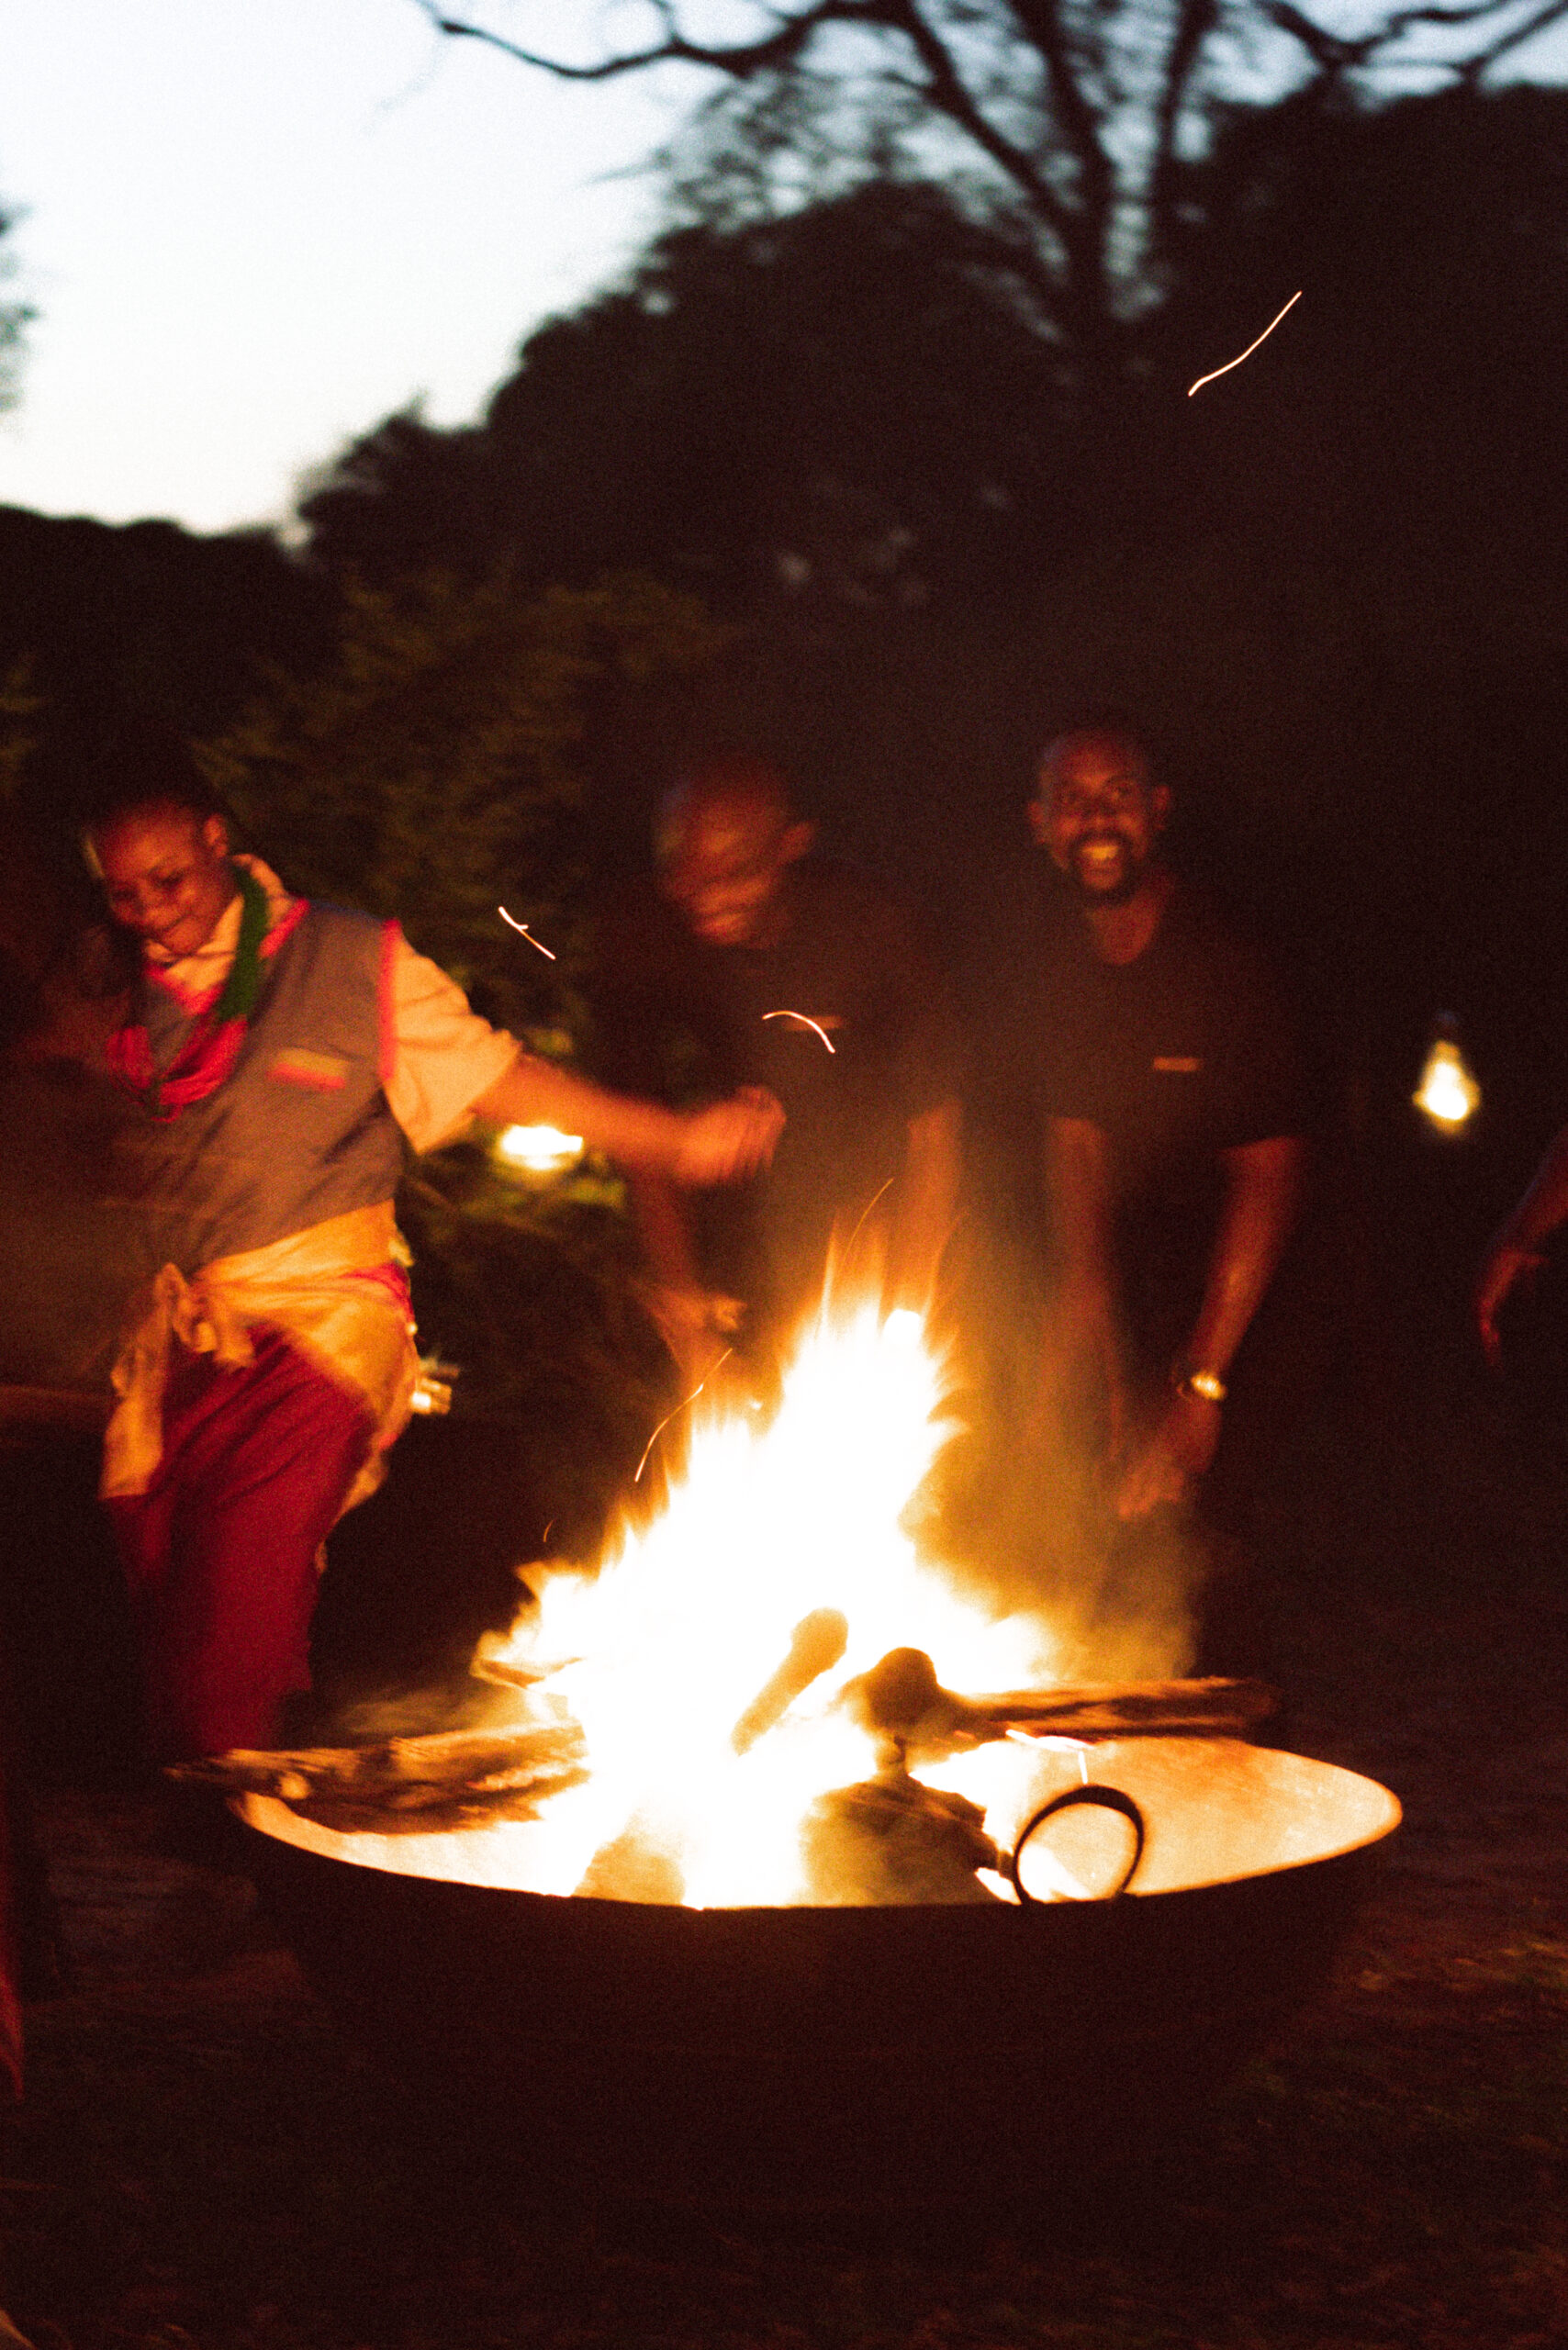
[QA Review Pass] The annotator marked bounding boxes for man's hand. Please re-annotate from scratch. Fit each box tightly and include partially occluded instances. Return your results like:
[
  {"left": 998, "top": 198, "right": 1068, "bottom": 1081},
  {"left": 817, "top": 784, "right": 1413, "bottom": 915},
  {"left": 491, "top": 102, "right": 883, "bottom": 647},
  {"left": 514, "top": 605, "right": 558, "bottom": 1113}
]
[
  {"left": 1474, "top": 1236, "right": 1546, "bottom": 1369},
  {"left": 642, "top": 1282, "right": 746, "bottom": 1385},
  {"left": 1112, "top": 1390, "right": 1223, "bottom": 1520},
  {"left": 671, "top": 1088, "right": 784, "bottom": 1186}
]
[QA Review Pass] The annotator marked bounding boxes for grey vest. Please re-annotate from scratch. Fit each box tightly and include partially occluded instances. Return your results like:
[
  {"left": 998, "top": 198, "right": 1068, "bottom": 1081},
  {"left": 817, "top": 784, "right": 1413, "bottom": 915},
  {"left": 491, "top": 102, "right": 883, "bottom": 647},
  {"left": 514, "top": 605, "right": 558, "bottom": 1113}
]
[{"left": 114, "top": 903, "right": 409, "bottom": 1274}]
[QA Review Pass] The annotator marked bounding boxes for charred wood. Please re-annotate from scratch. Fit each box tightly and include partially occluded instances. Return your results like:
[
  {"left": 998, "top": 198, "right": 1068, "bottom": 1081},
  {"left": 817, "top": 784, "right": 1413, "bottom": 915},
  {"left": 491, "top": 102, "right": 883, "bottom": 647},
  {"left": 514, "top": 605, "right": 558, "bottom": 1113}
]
[
  {"left": 841, "top": 1650, "right": 1274, "bottom": 1764},
  {"left": 800, "top": 1768, "right": 1001, "bottom": 1907},
  {"left": 731, "top": 1607, "right": 850, "bottom": 1753},
  {"left": 170, "top": 1723, "right": 588, "bottom": 1831}
]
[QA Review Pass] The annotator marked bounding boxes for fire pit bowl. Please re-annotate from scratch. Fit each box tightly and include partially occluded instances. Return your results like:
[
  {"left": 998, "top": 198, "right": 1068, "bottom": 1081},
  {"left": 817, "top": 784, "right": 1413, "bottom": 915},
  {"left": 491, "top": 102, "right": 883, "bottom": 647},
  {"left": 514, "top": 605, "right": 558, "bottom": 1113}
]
[{"left": 239, "top": 1739, "right": 1398, "bottom": 2212}]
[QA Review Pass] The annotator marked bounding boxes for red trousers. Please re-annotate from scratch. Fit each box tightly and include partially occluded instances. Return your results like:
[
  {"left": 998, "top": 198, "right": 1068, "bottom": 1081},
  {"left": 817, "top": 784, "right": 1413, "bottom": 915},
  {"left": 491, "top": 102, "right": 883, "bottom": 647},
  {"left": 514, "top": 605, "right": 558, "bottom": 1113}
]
[{"left": 106, "top": 1325, "right": 374, "bottom": 1762}]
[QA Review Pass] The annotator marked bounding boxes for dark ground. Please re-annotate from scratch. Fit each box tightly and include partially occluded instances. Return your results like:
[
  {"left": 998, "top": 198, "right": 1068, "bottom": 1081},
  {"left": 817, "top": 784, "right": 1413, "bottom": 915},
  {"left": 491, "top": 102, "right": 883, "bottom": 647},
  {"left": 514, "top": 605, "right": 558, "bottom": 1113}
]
[{"left": 1, "top": 1540, "right": 1565, "bottom": 2348}]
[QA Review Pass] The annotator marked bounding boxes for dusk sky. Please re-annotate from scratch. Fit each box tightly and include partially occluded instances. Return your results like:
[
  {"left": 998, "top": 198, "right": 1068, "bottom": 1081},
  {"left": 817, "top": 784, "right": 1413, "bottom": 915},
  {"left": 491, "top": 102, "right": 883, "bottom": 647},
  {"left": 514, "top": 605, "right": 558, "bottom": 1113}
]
[
  {"left": 4, "top": 2, "right": 1566, "bottom": 541},
  {"left": 0, "top": 1, "right": 686, "bottom": 534}
]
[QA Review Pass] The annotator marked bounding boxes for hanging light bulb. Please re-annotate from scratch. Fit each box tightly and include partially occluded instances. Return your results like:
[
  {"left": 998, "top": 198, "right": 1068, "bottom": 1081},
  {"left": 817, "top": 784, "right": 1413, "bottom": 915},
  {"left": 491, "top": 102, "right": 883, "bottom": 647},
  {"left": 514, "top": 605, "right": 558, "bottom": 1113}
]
[{"left": 1414, "top": 1014, "right": 1480, "bottom": 1133}]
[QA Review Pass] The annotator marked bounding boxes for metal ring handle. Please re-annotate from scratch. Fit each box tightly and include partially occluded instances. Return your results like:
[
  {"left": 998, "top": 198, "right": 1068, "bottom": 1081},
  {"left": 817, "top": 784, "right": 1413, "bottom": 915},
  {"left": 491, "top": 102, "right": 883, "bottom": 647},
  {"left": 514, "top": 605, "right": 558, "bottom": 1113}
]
[{"left": 1007, "top": 1785, "right": 1148, "bottom": 1905}]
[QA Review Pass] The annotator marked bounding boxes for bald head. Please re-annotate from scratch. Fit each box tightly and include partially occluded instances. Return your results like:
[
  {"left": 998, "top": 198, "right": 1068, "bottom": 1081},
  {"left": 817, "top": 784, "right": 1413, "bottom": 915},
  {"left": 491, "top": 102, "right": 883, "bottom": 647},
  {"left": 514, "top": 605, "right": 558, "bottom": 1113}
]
[{"left": 657, "top": 755, "right": 814, "bottom": 947}]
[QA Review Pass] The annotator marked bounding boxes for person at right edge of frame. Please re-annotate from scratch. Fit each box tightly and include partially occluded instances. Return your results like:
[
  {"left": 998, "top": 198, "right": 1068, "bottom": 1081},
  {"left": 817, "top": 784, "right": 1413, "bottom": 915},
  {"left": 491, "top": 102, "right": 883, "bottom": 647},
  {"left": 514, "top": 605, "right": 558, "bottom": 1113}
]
[
  {"left": 1003, "top": 724, "right": 1310, "bottom": 1674},
  {"left": 1475, "top": 1125, "right": 1568, "bottom": 1365}
]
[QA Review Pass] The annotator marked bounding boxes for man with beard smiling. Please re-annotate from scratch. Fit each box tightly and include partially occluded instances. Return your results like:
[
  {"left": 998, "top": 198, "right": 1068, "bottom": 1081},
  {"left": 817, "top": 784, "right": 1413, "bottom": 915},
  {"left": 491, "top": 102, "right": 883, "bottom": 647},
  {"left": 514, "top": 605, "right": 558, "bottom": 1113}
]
[{"left": 1012, "top": 725, "right": 1307, "bottom": 1543}]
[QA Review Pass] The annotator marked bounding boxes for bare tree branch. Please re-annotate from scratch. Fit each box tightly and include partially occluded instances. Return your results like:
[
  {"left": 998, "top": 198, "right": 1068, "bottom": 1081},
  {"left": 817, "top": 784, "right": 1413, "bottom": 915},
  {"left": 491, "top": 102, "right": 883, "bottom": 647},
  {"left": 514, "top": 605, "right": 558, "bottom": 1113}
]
[
  {"left": 1152, "top": 0, "right": 1222, "bottom": 214},
  {"left": 1262, "top": 0, "right": 1568, "bottom": 77},
  {"left": 410, "top": 0, "right": 1568, "bottom": 367},
  {"left": 414, "top": 0, "right": 880, "bottom": 82},
  {"left": 875, "top": 3, "right": 1081, "bottom": 243},
  {"left": 1458, "top": 0, "right": 1568, "bottom": 80},
  {"left": 1004, "top": 0, "right": 1118, "bottom": 307}
]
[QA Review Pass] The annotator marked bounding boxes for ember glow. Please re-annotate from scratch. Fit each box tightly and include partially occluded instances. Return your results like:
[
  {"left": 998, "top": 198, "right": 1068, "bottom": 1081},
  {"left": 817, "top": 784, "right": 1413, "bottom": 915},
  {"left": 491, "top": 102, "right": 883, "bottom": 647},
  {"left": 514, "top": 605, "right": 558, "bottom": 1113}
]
[
  {"left": 632, "top": 1349, "right": 734, "bottom": 1482},
  {"left": 495, "top": 1123, "right": 584, "bottom": 1173}
]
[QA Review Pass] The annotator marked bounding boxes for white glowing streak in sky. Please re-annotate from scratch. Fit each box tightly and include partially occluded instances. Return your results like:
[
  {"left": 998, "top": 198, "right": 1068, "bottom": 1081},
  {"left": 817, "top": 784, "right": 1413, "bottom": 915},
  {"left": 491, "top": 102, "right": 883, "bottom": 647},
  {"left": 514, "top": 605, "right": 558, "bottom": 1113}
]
[
  {"left": 762, "top": 1010, "right": 836, "bottom": 1053},
  {"left": 1188, "top": 292, "right": 1304, "bottom": 397},
  {"left": 498, "top": 905, "right": 557, "bottom": 958}
]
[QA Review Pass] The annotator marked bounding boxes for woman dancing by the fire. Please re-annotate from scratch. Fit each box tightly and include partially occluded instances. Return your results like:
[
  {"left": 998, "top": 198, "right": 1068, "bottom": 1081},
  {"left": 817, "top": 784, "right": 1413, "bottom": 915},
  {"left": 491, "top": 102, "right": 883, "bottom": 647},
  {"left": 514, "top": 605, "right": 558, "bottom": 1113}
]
[{"left": 84, "top": 726, "right": 781, "bottom": 1770}]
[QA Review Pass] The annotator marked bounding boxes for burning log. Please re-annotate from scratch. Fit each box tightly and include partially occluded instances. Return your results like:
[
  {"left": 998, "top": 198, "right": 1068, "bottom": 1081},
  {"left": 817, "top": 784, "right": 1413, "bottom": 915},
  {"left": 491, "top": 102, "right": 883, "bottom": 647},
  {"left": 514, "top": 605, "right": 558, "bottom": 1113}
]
[
  {"left": 842, "top": 1650, "right": 1274, "bottom": 1766},
  {"left": 800, "top": 1768, "right": 1002, "bottom": 1906},
  {"left": 171, "top": 1722, "right": 588, "bottom": 1832},
  {"left": 730, "top": 1607, "right": 849, "bottom": 1753}
]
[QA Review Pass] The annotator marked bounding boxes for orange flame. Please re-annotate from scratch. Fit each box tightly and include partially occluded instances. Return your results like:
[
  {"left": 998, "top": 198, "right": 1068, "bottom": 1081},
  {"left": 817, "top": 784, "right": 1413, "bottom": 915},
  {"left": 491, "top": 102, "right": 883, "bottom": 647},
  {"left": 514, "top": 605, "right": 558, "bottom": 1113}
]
[{"left": 472, "top": 1289, "right": 1058, "bottom": 1906}]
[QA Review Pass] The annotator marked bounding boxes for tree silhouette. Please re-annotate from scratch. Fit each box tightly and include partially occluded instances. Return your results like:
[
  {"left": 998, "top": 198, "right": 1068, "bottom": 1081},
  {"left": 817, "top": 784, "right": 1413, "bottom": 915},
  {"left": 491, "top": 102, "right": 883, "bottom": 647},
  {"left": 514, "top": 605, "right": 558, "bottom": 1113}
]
[
  {"left": 302, "top": 72, "right": 1568, "bottom": 627},
  {"left": 301, "top": 183, "right": 1076, "bottom": 610},
  {"left": 292, "top": 78, "right": 1568, "bottom": 1002},
  {"left": 411, "top": 0, "right": 1568, "bottom": 388}
]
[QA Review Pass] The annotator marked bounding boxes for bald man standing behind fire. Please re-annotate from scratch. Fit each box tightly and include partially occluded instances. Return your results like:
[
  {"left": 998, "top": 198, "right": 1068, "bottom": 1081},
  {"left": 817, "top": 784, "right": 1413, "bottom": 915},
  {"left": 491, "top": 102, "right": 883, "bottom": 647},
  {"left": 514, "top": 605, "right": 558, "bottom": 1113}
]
[
  {"left": 1007, "top": 727, "right": 1308, "bottom": 1556},
  {"left": 594, "top": 755, "right": 963, "bottom": 1382}
]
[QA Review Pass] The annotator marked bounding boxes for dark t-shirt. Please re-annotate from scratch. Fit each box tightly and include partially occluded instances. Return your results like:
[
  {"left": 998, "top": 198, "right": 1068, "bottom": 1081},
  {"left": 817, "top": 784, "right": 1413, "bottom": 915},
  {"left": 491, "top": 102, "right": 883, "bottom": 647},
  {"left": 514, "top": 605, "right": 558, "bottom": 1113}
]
[
  {"left": 1028, "top": 884, "right": 1306, "bottom": 1182},
  {"left": 593, "top": 858, "right": 962, "bottom": 1318},
  {"left": 987, "top": 863, "right": 1310, "bottom": 1362}
]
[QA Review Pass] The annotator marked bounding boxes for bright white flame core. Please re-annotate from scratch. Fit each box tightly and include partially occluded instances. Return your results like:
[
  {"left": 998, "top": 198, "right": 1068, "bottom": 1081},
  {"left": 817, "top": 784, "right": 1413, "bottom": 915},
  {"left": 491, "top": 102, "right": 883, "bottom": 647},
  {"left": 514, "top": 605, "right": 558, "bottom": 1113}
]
[
  {"left": 483, "top": 1300, "right": 1058, "bottom": 1906},
  {"left": 496, "top": 1123, "right": 585, "bottom": 1173}
]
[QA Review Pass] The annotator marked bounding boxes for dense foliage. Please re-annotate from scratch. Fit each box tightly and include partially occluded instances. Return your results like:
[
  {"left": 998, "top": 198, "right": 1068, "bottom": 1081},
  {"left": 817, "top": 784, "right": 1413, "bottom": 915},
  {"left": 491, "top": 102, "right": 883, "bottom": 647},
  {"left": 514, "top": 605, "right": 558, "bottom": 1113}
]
[{"left": 196, "top": 569, "right": 725, "bottom": 1043}]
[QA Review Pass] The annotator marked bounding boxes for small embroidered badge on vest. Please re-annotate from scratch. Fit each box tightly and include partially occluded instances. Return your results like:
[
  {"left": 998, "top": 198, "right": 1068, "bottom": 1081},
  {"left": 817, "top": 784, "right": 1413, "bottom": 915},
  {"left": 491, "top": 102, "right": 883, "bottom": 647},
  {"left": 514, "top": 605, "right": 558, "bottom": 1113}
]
[
  {"left": 1151, "top": 1056, "right": 1203, "bottom": 1074},
  {"left": 268, "top": 1048, "right": 350, "bottom": 1091}
]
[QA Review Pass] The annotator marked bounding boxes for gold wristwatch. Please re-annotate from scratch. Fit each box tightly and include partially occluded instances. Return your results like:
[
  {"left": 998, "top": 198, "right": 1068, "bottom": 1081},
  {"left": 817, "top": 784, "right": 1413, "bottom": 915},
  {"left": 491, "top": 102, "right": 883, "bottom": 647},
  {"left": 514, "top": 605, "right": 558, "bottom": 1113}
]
[{"left": 1171, "top": 1360, "right": 1227, "bottom": 1405}]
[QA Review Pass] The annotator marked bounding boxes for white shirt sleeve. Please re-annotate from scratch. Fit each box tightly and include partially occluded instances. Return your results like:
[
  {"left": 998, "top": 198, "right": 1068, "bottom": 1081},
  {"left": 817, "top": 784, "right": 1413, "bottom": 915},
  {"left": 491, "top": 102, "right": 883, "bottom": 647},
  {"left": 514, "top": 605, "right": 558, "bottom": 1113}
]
[{"left": 383, "top": 927, "right": 521, "bottom": 1155}]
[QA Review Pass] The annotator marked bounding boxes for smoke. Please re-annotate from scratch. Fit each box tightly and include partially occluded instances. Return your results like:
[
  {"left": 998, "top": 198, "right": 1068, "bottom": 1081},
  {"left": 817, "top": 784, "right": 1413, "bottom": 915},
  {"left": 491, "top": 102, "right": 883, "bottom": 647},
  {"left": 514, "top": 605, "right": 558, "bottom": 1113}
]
[{"left": 926, "top": 1180, "right": 1212, "bottom": 1687}]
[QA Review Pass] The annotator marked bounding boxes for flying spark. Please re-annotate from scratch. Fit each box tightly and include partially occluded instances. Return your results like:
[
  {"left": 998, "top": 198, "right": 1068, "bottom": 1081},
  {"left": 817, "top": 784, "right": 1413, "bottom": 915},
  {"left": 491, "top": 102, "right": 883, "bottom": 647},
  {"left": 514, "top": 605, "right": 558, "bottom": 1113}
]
[
  {"left": 762, "top": 1010, "right": 836, "bottom": 1053},
  {"left": 1187, "top": 291, "right": 1303, "bottom": 397},
  {"left": 498, "top": 905, "right": 557, "bottom": 959},
  {"left": 633, "top": 1349, "right": 735, "bottom": 1483},
  {"left": 843, "top": 1177, "right": 895, "bottom": 1257}
]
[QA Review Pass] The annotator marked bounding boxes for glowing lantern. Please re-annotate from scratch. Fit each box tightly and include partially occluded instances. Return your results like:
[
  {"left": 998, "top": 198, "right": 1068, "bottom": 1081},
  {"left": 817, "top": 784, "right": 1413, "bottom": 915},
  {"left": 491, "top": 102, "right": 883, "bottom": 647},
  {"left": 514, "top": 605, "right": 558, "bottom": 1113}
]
[
  {"left": 495, "top": 1123, "right": 585, "bottom": 1175},
  {"left": 1414, "top": 1017, "right": 1480, "bottom": 1133}
]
